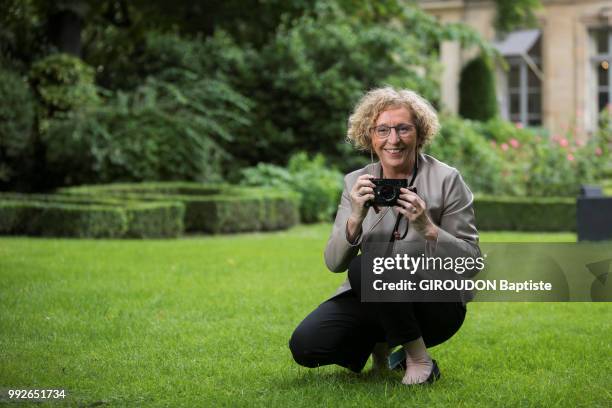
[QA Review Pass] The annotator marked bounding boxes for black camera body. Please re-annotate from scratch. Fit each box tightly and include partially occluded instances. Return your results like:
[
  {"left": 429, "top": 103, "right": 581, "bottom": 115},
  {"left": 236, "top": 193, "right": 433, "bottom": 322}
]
[{"left": 366, "top": 178, "right": 415, "bottom": 207}]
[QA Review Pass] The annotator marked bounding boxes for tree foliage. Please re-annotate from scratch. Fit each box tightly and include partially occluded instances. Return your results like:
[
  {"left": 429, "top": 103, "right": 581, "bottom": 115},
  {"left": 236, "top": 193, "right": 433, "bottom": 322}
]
[
  {"left": 494, "top": 0, "right": 542, "bottom": 35},
  {"left": 0, "top": 0, "right": 494, "bottom": 190},
  {"left": 0, "top": 68, "right": 35, "bottom": 186},
  {"left": 30, "top": 53, "right": 99, "bottom": 117},
  {"left": 43, "top": 75, "right": 251, "bottom": 185},
  {"left": 222, "top": 2, "right": 491, "bottom": 169}
]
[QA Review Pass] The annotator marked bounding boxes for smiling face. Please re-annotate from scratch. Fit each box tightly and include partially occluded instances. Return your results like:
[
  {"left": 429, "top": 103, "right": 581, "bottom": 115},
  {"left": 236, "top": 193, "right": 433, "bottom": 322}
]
[{"left": 371, "top": 106, "right": 418, "bottom": 176}]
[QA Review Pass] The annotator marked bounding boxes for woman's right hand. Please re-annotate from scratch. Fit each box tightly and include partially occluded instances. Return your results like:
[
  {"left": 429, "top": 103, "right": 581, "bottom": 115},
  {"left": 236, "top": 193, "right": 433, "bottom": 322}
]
[{"left": 349, "top": 174, "right": 375, "bottom": 223}]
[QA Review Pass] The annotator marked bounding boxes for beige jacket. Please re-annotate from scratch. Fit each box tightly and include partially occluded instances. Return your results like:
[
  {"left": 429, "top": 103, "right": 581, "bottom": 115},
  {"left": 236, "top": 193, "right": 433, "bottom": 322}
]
[{"left": 324, "top": 153, "right": 481, "bottom": 303}]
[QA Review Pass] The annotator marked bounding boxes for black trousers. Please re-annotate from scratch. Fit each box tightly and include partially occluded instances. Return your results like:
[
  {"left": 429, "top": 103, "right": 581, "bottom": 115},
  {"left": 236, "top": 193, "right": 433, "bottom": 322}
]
[{"left": 289, "top": 257, "right": 466, "bottom": 372}]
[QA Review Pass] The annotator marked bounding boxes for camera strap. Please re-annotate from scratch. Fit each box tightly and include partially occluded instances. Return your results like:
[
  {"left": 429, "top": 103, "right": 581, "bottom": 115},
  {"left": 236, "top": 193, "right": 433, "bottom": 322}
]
[{"left": 388, "top": 151, "right": 419, "bottom": 243}]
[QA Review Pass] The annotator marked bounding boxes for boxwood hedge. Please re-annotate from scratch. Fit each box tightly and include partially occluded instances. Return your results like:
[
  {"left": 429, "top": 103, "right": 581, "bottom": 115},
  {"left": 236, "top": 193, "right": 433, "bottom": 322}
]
[
  {"left": 0, "top": 201, "right": 128, "bottom": 238},
  {"left": 0, "top": 193, "right": 184, "bottom": 238},
  {"left": 59, "top": 182, "right": 300, "bottom": 233},
  {"left": 124, "top": 202, "right": 184, "bottom": 238},
  {"left": 4, "top": 183, "right": 573, "bottom": 236},
  {"left": 474, "top": 195, "right": 576, "bottom": 231}
]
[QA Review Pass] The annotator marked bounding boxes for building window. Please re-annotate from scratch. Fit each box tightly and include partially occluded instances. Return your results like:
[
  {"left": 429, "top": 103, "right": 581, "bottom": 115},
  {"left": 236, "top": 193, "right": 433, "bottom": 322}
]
[
  {"left": 494, "top": 30, "right": 543, "bottom": 127},
  {"left": 591, "top": 28, "right": 611, "bottom": 113},
  {"left": 507, "top": 51, "right": 542, "bottom": 126}
]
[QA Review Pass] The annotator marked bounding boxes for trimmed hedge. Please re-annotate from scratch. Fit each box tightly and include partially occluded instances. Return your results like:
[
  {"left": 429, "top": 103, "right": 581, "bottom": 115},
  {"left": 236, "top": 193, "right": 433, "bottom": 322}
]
[
  {"left": 0, "top": 201, "right": 127, "bottom": 238},
  {"left": 61, "top": 182, "right": 224, "bottom": 196},
  {"left": 601, "top": 179, "right": 612, "bottom": 196},
  {"left": 0, "top": 193, "right": 185, "bottom": 238},
  {"left": 124, "top": 202, "right": 184, "bottom": 238},
  {"left": 474, "top": 196, "right": 576, "bottom": 231},
  {"left": 0, "top": 192, "right": 122, "bottom": 206},
  {"left": 0, "top": 189, "right": 578, "bottom": 235},
  {"left": 60, "top": 183, "right": 300, "bottom": 233},
  {"left": 459, "top": 55, "right": 498, "bottom": 121},
  {"left": 178, "top": 192, "right": 299, "bottom": 233}
]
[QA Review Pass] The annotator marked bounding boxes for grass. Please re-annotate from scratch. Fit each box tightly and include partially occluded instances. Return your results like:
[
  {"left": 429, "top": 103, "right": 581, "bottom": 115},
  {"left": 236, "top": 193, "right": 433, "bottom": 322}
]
[{"left": 0, "top": 224, "right": 610, "bottom": 407}]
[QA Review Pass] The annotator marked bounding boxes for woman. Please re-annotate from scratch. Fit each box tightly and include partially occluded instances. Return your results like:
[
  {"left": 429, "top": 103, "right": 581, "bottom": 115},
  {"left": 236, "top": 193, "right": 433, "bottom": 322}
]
[{"left": 289, "top": 87, "right": 480, "bottom": 385}]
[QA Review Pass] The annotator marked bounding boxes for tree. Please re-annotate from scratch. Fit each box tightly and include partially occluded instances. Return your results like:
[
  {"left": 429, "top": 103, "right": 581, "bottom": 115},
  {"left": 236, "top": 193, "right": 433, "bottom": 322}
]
[
  {"left": 0, "top": 0, "right": 494, "bottom": 189},
  {"left": 494, "top": 0, "right": 542, "bottom": 35}
]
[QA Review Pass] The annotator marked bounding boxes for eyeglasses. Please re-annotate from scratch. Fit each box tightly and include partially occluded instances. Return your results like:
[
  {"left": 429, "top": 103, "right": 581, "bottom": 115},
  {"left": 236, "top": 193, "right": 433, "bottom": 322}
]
[{"left": 370, "top": 123, "right": 416, "bottom": 139}]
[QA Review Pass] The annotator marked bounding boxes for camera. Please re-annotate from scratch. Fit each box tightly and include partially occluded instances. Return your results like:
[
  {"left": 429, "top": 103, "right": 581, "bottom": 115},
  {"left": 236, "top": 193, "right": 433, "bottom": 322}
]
[{"left": 366, "top": 179, "right": 415, "bottom": 207}]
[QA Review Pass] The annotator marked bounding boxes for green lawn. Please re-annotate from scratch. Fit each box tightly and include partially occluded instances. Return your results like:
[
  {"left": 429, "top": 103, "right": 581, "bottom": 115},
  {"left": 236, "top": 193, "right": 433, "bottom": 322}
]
[{"left": 0, "top": 225, "right": 610, "bottom": 407}]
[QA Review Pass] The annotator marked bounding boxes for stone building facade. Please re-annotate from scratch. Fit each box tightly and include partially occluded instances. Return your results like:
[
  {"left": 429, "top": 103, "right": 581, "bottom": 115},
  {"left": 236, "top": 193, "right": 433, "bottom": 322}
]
[{"left": 419, "top": 0, "right": 612, "bottom": 136}]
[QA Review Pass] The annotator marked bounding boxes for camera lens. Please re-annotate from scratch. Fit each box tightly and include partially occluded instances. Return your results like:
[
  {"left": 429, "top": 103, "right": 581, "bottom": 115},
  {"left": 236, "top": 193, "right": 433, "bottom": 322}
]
[{"left": 379, "top": 185, "right": 396, "bottom": 201}]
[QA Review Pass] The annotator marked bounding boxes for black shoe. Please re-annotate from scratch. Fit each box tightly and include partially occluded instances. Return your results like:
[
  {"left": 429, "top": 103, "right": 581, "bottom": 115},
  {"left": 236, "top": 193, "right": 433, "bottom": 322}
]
[
  {"left": 425, "top": 359, "right": 441, "bottom": 384},
  {"left": 395, "top": 358, "right": 442, "bottom": 385},
  {"left": 388, "top": 347, "right": 406, "bottom": 370}
]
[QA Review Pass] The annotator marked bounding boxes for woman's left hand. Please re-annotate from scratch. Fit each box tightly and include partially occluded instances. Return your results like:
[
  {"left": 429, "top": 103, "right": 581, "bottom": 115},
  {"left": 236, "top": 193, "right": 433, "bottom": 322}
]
[{"left": 396, "top": 188, "right": 439, "bottom": 241}]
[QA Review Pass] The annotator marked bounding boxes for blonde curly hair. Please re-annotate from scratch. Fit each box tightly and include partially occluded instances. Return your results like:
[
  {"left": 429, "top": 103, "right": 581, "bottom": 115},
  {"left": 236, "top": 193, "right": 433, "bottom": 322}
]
[{"left": 347, "top": 87, "right": 440, "bottom": 151}]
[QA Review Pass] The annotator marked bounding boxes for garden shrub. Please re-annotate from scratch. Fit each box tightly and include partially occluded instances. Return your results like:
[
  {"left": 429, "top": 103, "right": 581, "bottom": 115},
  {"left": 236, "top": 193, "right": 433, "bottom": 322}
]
[
  {"left": 0, "top": 192, "right": 121, "bottom": 205},
  {"left": 124, "top": 202, "right": 185, "bottom": 238},
  {"left": 59, "top": 182, "right": 300, "bottom": 233},
  {"left": 60, "top": 182, "right": 224, "bottom": 197},
  {"left": 427, "top": 115, "right": 602, "bottom": 198},
  {"left": 474, "top": 195, "right": 575, "bottom": 231},
  {"left": 150, "top": 192, "right": 299, "bottom": 233},
  {"left": 0, "top": 202, "right": 27, "bottom": 233},
  {"left": 602, "top": 179, "right": 612, "bottom": 195},
  {"left": 185, "top": 194, "right": 264, "bottom": 233},
  {"left": 287, "top": 153, "right": 344, "bottom": 223},
  {"left": 241, "top": 152, "right": 343, "bottom": 223},
  {"left": 153, "top": 191, "right": 299, "bottom": 233},
  {"left": 31, "top": 204, "right": 127, "bottom": 238},
  {"left": 489, "top": 132, "right": 603, "bottom": 197},
  {"left": 258, "top": 190, "right": 302, "bottom": 231},
  {"left": 426, "top": 116, "right": 518, "bottom": 195},
  {"left": 475, "top": 117, "right": 537, "bottom": 144},
  {"left": 0, "top": 201, "right": 128, "bottom": 237},
  {"left": 0, "top": 194, "right": 185, "bottom": 238}
]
